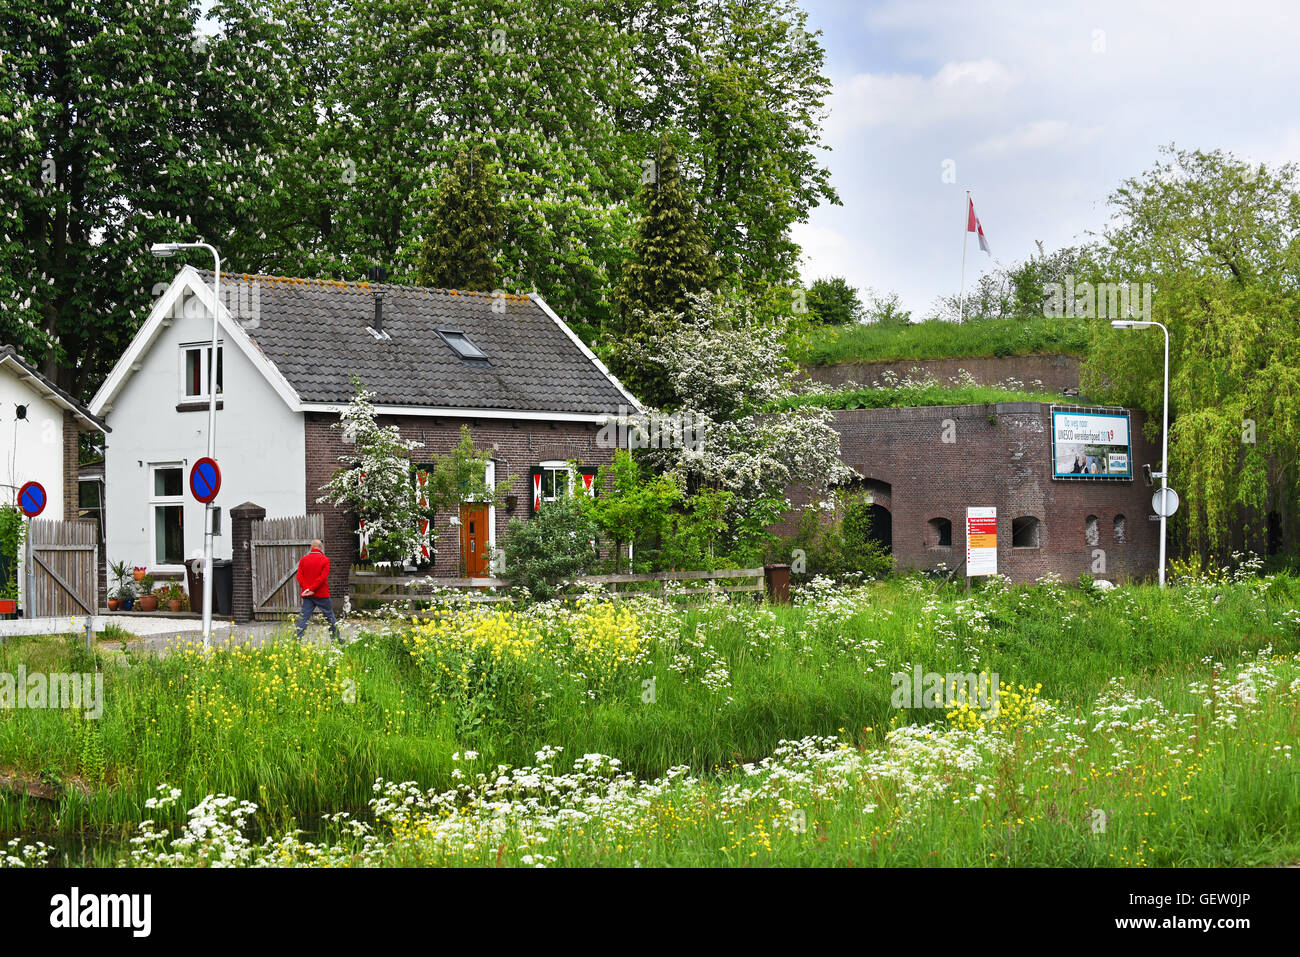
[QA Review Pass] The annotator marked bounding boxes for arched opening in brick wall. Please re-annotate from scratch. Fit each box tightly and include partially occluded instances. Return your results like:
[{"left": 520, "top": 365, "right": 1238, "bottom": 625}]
[
  {"left": 1113, "top": 514, "right": 1128, "bottom": 544},
  {"left": 926, "top": 517, "right": 952, "bottom": 548},
  {"left": 866, "top": 504, "right": 892, "bottom": 553},
  {"left": 840, "top": 476, "right": 893, "bottom": 554},
  {"left": 1085, "top": 515, "right": 1100, "bottom": 546}
]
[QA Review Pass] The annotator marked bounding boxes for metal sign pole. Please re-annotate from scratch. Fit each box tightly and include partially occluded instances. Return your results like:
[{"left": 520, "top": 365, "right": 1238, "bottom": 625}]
[{"left": 24, "top": 516, "right": 32, "bottom": 622}]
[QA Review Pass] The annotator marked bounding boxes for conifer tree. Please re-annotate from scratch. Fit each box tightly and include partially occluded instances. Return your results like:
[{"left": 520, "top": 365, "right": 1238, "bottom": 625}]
[
  {"left": 413, "top": 146, "right": 505, "bottom": 291},
  {"left": 609, "top": 140, "right": 714, "bottom": 407}
]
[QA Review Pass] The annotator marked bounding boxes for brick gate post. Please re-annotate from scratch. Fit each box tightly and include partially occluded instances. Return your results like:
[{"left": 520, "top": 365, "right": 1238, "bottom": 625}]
[{"left": 230, "top": 502, "right": 266, "bottom": 622}]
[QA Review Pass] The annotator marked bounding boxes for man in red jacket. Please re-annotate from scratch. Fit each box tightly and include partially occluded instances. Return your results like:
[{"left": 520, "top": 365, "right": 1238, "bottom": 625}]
[{"left": 295, "top": 539, "right": 340, "bottom": 641}]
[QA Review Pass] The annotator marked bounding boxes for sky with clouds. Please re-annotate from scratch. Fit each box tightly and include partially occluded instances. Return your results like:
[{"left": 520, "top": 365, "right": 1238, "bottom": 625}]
[{"left": 793, "top": 0, "right": 1300, "bottom": 317}]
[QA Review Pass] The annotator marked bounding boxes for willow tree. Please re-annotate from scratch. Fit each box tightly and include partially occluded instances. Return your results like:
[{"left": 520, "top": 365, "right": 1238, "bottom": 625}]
[{"left": 1083, "top": 146, "right": 1300, "bottom": 558}]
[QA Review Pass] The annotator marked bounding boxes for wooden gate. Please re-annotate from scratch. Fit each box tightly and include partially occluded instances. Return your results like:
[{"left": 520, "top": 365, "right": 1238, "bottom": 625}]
[
  {"left": 25, "top": 520, "right": 98, "bottom": 617},
  {"left": 250, "top": 514, "right": 324, "bottom": 619}
]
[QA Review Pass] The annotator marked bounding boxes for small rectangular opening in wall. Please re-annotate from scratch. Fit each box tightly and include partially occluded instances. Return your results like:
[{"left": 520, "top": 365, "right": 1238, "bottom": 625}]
[{"left": 1012, "top": 516, "right": 1040, "bottom": 548}]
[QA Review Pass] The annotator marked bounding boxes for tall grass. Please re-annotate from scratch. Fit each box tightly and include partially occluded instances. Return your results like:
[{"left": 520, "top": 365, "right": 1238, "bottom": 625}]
[
  {"left": 1, "top": 571, "right": 1297, "bottom": 852},
  {"left": 795, "top": 316, "right": 1094, "bottom": 366}
]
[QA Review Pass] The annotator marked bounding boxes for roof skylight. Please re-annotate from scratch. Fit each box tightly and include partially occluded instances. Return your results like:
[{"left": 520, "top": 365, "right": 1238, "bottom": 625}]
[{"left": 438, "top": 329, "right": 488, "bottom": 360}]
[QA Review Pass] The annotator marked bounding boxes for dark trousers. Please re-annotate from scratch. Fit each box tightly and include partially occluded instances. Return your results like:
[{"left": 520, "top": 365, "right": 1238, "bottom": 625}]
[{"left": 296, "top": 595, "right": 339, "bottom": 639}]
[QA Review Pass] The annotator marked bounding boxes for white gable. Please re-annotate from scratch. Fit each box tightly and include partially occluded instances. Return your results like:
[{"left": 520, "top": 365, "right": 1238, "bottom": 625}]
[{"left": 89, "top": 266, "right": 301, "bottom": 417}]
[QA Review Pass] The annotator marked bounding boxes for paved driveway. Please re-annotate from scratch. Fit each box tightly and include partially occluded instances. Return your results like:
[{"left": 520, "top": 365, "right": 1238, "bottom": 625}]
[{"left": 97, "top": 614, "right": 370, "bottom": 655}]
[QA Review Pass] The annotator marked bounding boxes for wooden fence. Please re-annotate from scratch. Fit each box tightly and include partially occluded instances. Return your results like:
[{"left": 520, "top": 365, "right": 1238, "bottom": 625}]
[
  {"left": 25, "top": 519, "right": 98, "bottom": 618},
  {"left": 250, "top": 514, "right": 325, "bottom": 619},
  {"left": 350, "top": 566, "right": 766, "bottom": 612}
]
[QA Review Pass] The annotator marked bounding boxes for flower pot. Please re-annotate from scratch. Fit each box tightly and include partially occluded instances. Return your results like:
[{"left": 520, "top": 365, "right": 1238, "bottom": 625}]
[
  {"left": 138, "top": 594, "right": 159, "bottom": 612},
  {"left": 108, "top": 598, "right": 121, "bottom": 611},
  {"left": 123, "top": 597, "right": 135, "bottom": 611},
  {"left": 168, "top": 599, "right": 182, "bottom": 613},
  {"left": 133, "top": 569, "right": 146, "bottom": 582}
]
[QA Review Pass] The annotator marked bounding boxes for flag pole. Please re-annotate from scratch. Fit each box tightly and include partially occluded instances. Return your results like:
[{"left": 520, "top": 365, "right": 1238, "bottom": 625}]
[{"left": 959, "top": 188, "right": 970, "bottom": 321}]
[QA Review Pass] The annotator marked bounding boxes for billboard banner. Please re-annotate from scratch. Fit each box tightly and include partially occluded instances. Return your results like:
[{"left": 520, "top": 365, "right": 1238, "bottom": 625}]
[
  {"left": 966, "top": 507, "right": 997, "bottom": 577},
  {"left": 1051, "top": 409, "right": 1133, "bottom": 479}
]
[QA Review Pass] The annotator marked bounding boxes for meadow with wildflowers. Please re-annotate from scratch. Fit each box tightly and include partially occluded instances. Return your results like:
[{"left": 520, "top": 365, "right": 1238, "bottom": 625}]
[{"left": 2, "top": 558, "right": 1300, "bottom": 866}]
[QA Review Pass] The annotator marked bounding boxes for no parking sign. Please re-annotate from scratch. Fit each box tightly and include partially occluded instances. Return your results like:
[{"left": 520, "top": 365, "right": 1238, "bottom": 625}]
[
  {"left": 190, "top": 457, "right": 222, "bottom": 503},
  {"left": 17, "top": 481, "right": 46, "bottom": 518}
]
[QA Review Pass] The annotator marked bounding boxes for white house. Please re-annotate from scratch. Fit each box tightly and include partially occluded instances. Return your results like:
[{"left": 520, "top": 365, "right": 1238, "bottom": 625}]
[
  {"left": 0, "top": 345, "right": 110, "bottom": 607},
  {"left": 88, "top": 266, "right": 637, "bottom": 600}
]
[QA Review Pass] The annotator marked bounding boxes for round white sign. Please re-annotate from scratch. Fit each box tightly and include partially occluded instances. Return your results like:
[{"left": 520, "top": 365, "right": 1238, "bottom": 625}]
[{"left": 1151, "top": 487, "right": 1180, "bottom": 518}]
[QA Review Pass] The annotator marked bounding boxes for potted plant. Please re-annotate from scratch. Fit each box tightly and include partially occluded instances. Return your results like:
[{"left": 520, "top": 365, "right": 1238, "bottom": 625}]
[
  {"left": 132, "top": 565, "right": 147, "bottom": 582},
  {"left": 156, "top": 582, "right": 187, "bottom": 613},
  {"left": 108, "top": 560, "right": 133, "bottom": 612},
  {"left": 0, "top": 505, "right": 24, "bottom": 616},
  {"left": 110, "top": 582, "right": 136, "bottom": 612},
  {"left": 136, "top": 574, "right": 158, "bottom": 611}
]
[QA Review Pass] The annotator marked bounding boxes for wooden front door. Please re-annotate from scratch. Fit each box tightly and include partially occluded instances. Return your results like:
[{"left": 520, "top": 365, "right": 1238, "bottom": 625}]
[{"left": 460, "top": 504, "right": 490, "bottom": 576}]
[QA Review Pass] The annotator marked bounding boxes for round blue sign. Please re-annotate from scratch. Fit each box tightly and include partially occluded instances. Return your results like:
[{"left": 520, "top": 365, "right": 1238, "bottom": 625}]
[
  {"left": 17, "top": 481, "right": 46, "bottom": 517},
  {"left": 190, "top": 457, "right": 222, "bottom": 504}
]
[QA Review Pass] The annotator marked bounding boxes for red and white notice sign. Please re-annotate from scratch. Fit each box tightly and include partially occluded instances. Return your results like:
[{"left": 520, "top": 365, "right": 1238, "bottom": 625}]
[{"left": 966, "top": 507, "right": 998, "bottom": 577}]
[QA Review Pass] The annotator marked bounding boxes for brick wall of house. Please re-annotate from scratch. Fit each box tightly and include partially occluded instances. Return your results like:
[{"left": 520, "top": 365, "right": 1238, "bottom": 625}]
[
  {"left": 62, "top": 411, "right": 79, "bottom": 522},
  {"left": 777, "top": 402, "right": 1162, "bottom": 583},
  {"left": 304, "top": 412, "right": 615, "bottom": 599}
]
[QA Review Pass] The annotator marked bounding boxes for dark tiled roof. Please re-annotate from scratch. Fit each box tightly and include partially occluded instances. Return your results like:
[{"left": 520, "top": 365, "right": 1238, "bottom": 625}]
[
  {"left": 0, "top": 345, "right": 109, "bottom": 432},
  {"left": 195, "top": 271, "right": 630, "bottom": 415}
]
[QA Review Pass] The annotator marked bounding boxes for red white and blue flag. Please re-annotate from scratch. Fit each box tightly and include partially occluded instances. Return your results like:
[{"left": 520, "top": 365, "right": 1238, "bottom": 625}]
[{"left": 967, "top": 198, "right": 991, "bottom": 255}]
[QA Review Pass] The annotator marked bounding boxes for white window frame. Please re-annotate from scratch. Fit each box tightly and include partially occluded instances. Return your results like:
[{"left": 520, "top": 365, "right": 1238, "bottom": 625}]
[
  {"left": 538, "top": 460, "right": 574, "bottom": 504},
  {"left": 179, "top": 340, "right": 224, "bottom": 401},
  {"left": 150, "top": 462, "right": 186, "bottom": 569}
]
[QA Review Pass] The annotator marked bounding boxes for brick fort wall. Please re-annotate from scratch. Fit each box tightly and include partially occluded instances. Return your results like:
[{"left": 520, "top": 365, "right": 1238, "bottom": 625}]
[{"left": 777, "top": 402, "right": 1161, "bottom": 583}]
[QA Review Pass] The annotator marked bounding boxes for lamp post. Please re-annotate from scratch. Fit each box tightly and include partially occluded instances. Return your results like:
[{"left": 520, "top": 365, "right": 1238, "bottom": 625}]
[
  {"left": 151, "top": 241, "right": 220, "bottom": 646},
  {"left": 1111, "top": 319, "right": 1170, "bottom": 587}
]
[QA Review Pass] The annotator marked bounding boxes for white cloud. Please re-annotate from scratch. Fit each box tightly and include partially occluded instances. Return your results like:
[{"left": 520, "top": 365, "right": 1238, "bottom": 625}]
[{"left": 798, "top": 0, "right": 1300, "bottom": 315}]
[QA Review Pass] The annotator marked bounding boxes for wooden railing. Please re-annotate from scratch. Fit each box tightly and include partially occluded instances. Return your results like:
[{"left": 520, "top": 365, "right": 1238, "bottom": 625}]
[{"left": 349, "top": 567, "right": 766, "bottom": 612}]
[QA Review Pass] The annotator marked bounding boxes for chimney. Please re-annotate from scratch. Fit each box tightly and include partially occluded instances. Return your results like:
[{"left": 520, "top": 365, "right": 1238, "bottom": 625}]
[{"left": 367, "top": 267, "right": 387, "bottom": 336}]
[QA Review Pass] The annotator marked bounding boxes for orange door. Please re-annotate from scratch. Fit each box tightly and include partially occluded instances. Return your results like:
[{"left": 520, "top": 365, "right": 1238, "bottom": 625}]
[{"left": 460, "top": 504, "right": 490, "bottom": 576}]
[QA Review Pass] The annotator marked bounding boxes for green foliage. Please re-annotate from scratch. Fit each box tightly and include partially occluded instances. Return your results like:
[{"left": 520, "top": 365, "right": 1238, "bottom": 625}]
[
  {"left": 653, "top": 488, "right": 733, "bottom": 572},
  {"left": 0, "top": 0, "right": 285, "bottom": 397},
  {"left": 3, "top": 572, "right": 1300, "bottom": 861},
  {"left": 0, "top": 506, "right": 24, "bottom": 601},
  {"left": 862, "top": 288, "right": 911, "bottom": 326},
  {"left": 424, "top": 426, "right": 501, "bottom": 515},
  {"left": 769, "top": 492, "right": 892, "bottom": 579},
  {"left": 841, "top": 496, "right": 893, "bottom": 577},
  {"left": 581, "top": 451, "right": 682, "bottom": 572},
  {"left": 412, "top": 145, "right": 505, "bottom": 291},
  {"left": 502, "top": 495, "right": 599, "bottom": 599},
  {"left": 804, "top": 276, "right": 863, "bottom": 325},
  {"left": 772, "top": 383, "right": 1060, "bottom": 412},
  {"left": 1081, "top": 145, "right": 1300, "bottom": 557},
  {"left": 317, "top": 378, "right": 424, "bottom": 564},
  {"left": 608, "top": 140, "right": 716, "bottom": 406}
]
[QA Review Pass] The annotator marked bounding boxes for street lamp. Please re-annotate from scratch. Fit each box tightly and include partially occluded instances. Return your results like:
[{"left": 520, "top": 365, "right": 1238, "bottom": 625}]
[
  {"left": 1111, "top": 319, "right": 1170, "bottom": 587},
  {"left": 151, "top": 241, "right": 221, "bottom": 646}
]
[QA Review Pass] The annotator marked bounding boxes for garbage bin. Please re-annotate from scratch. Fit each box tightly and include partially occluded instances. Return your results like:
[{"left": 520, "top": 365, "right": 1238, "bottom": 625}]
[
  {"left": 185, "top": 559, "right": 203, "bottom": 610},
  {"left": 212, "top": 559, "right": 233, "bottom": 617}
]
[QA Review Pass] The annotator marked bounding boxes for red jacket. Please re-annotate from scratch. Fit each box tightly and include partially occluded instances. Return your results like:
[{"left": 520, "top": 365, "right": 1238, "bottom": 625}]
[{"left": 297, "top": 549, "right": 331, "bottom": 598}]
